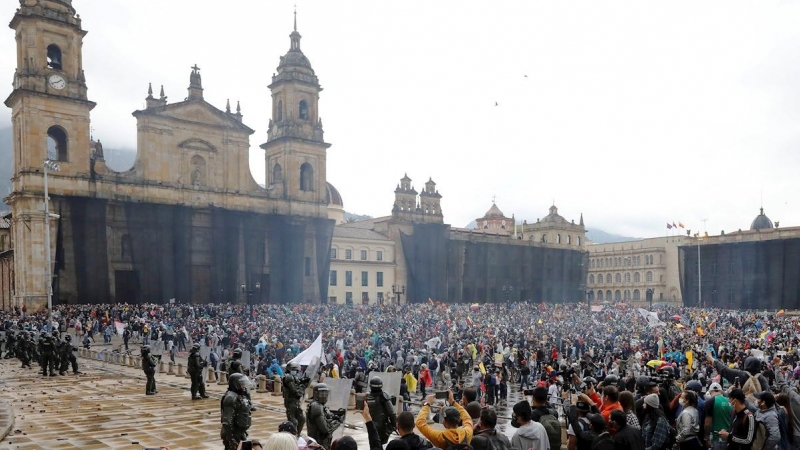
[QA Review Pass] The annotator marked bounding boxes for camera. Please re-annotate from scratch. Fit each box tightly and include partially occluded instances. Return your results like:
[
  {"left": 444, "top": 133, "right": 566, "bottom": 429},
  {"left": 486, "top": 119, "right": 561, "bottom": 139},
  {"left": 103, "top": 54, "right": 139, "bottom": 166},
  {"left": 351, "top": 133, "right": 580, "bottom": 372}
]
[
  {"left": 435, "top": 390, "right": 449, "bottom": 400},
  {"left": 523, "top": 389, "right": 534, "bottom": 396}
]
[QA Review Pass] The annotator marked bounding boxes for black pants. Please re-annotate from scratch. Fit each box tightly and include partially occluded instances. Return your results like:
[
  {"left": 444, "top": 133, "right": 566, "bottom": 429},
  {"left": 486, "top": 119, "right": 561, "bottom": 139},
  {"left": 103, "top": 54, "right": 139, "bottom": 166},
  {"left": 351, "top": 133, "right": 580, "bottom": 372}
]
[
  {"left": 144, "top": 370, "right": 156, "bottom": 394},
  {"left": 679, "top": 438, "right": 703, "bottom": 450},
  {"left": 42, "top": 353, "right": 56, "bottom": 375},
  {"left": 190, "top": 372, "right": 206, "bottom": 398},
  {"left": 60, "top": 354, "right": 79, "bottom": 374}
]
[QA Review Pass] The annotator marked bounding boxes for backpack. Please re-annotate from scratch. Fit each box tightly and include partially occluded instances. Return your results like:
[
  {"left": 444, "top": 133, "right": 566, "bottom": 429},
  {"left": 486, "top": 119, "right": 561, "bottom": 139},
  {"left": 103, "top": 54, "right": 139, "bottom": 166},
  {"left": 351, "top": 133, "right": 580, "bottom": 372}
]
[{"left": 538, "top": 412, "right": 562, "bottom": 450}]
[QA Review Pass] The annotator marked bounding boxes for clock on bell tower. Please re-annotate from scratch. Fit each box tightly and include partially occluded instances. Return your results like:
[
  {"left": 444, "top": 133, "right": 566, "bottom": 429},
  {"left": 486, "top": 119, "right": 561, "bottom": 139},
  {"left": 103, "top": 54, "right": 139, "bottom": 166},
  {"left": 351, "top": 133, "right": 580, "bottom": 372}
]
[{"left": 3, "top": 0, "right": 96, "bottom": 311}]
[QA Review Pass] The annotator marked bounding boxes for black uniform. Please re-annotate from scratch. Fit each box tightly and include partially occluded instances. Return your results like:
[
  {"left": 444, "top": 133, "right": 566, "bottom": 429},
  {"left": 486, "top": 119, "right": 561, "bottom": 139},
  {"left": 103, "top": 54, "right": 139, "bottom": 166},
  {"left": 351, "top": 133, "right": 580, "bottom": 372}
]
[
  {"left": 142, "top": 350, "right": 158, "bottom": 395},
  {"left": 58, "top": 337, "right": 79, "bottom": 375},
  {"left": 306, "top": 399, "right": 343, "bottom": 450},
  {"left": 283, "top": 372, "right": 308, "bottom": 433},
  {"left": 367, "top": 387, "right": 397, "bottom": 444},
  {"left": 221, "top": 375, "right": 252, "bottom": 450},
  {"left": 188, "top": 347, "right": 208, "bottom": 399},
  {"left": 40, "top": 333, "right": 57, "bottom": 376}
]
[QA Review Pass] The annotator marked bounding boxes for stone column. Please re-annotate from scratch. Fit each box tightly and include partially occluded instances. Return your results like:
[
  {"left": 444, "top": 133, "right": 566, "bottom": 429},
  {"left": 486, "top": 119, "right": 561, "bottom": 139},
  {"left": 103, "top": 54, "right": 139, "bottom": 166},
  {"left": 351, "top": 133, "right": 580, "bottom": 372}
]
[
  {"left": 159, "top": 360, "right": 166, "bottom": 373},
  {"left": 167, "top": 361, "right": 175, "bottom": 375},
  {"left": 256, "top": 375, "right": 268, "bottom": 393},
  {"left": 207, "top": 366, "right": 216, "bottom": 382},
  {"left": 272, "top": 376, "right": 282, "bottom": 396},
  {"left": 217, "top": 371, "right": 228, "bottom": 385}
]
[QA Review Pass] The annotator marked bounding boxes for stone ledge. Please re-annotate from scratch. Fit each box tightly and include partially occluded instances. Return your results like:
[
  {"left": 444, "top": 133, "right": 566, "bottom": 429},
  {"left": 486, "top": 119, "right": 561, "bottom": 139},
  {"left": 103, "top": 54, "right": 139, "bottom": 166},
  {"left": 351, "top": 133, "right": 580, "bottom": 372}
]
[{"left": 0, "top": 400, "right": 14, "bottom": 443}]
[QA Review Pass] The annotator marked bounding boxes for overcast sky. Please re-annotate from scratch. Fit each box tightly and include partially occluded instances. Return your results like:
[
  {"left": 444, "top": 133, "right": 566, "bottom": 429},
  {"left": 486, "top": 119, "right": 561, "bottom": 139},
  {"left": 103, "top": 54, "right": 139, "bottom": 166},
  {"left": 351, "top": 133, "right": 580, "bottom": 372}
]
[{"left": 2, "top": 1, "right": 799, "bottom": 237}]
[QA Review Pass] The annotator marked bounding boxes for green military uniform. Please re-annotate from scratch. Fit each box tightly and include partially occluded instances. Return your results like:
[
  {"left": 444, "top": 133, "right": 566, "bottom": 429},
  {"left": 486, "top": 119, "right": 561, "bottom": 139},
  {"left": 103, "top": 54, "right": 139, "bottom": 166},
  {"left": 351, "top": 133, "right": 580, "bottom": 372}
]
[
  {"left": 367, "top": 378, "right": 397, "bottom": 444},
  {"left": 283, "top": 370, "right": 307, "bottom": 433},
  {"left": 221, "top": 374, "right": 252, "bottom": 450},
  {"left": 141, "top": 347, "right": 159, "bottom": 395},
  {"left": 306, "top": 399, "right": 342, "bottom": 450},
  {"left": 188, "top": 345, "right": 208, "bottom": 399}
]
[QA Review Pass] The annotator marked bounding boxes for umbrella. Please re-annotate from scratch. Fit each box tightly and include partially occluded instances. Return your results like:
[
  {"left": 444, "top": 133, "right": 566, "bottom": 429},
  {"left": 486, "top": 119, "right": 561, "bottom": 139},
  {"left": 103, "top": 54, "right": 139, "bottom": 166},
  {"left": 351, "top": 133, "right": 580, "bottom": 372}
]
[{"left": 672, "top": 315, "right": 682, "bottom": 321}]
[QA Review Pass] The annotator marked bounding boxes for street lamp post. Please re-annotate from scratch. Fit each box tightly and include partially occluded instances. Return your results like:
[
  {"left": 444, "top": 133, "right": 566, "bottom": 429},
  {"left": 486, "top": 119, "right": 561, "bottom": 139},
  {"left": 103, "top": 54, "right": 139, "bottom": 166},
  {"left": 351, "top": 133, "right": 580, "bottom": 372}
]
[
  {"left": 647, "top": 288, "right": 654, "bottom": 309},
  {"left": 240, "top": 282, "right": 261, "bottom": 305},
  {"left": 43, "top": 160, "right": 60, "bottom": 319},
  {"left": 391, "top": 284, "right": 405, "bottom": 304}
]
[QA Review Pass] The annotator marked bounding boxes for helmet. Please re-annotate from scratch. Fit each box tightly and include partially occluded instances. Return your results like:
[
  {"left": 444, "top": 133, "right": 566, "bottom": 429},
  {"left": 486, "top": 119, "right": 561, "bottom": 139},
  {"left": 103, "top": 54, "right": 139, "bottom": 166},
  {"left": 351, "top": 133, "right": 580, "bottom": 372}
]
[
  {"left": 685, "top": 380, "right": 703, "bottom": 393},
  {"left": 369, "top": 376, "right": 384, "bottom": 391},
  {"left": 636, "top": 376, "right": 657, "bottom": 391},
  {"left": 233, "top": 349, "right": 243, "bottom": 358},
  {"left": 583, "top": 376, "right": 597, "bottom": 386},
  {"left": 141, "top": 345, "right": 150, "bottom": 353},
  {"left": 229, "top": 373, "right": 249, "bottom": 393},
  {"left": 657, "top": 366, "right": 675, "bottom": 379},
  {"left": 603, "top": 375, "right": 619, "bottom": 386},
  {"left": 287, "top": 362, "right": 299, "bottom": 372},
  {"left": 356, "top": 366, "right": 364, "bottom": 371},
  {"left": 191, "top": 343, "right": 200, "bottom": 351},
  {"left": 52, "top": 330, "right": 59, "bottom": 337},
  {"left": 313, "top": 383, "right": 331, "bottom": 404}
]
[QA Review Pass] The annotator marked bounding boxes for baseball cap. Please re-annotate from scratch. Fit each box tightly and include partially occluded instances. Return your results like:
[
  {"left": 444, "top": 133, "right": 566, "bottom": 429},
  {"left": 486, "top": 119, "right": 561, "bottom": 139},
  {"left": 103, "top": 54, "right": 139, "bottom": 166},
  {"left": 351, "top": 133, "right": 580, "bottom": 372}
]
[
  {"left": 754, "top": 391, "right": 775, "bottom": 406},
  {"left": 708, "top": 382, "right": 723, "bottom": 392},
  {"left": 586, "top": 413, "right": 606, "bottom": 429},
  {"left": 575, "top": 400, "right": 591, "bottom": 412}
]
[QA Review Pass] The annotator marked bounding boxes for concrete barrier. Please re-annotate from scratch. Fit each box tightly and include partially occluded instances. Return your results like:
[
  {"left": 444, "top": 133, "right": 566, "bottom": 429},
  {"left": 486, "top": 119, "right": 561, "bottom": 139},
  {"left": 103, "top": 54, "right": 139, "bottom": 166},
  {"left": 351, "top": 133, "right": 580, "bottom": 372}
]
[
  {"left": 167, "top": 361, "right": 175, "bottom": 375},
  {"left": 273, "top": 376, "right": 282, "bottom": 396},
  {"left": 207, "top": 366, "right": 217, "bottom": 382},
  {"left": 176, "top": 363, "right": 185, "bottom": 377},
  {"left": 159, "top": 360, "right": 166, "bottom": 373},
  {"left": 217, "top": 371, "right": 228, "bottom": 385}
]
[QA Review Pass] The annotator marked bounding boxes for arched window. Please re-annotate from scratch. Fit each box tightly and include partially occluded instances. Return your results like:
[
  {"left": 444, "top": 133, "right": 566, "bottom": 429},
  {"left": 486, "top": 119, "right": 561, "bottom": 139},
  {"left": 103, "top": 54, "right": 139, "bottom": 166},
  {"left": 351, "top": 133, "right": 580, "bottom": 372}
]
[
  {"left": 606, "top": 290, "right": 612, "bottom": 300},
  {"left": 277, "top": 100, "right": 283, "bottom": 121},
  {"left": 634, "top": 272, "right": 640, "bottom": 283},
  {"left": 299, "top": 100, "right": 309, "bottom": 120},
  {"left": 272, "top": 163, "right": 283, "bottom": 182},
  {"left": 541, "top": 234, "right": 547, "bottom": 243},
  {"left": 624, "top": 290, "right": 630, "bottom": 301},
  {"left": 589, "top": 274, "right": 595, "bottom": 284},
  {"left": 47, "top": 44, "right": 62, "bottom": 70},
  {"left": 625, "top": 272, "right": 631, "bottom": 283},
  {"left": 300, "top": 163, "right": 314, "bottom": 191},
  {"left": 597, "top": 291, "right": 604, "bottom": 301},
  {"left": 190, "top": 154, "right": 206, "bottom": 186},
  {"left": 605, "top": 274, "right": 612, "bottom": 284},
  {"left": 633, "top": 289, "right": 640, "bottom": 301},
  {"left": 46, "top": 126, "right": 68, "bottom": 161},
  {"left": 615, "top": 273, "right": 621, "bottom": 283},
  {"left": 614, "top": 290, "right": 621, "bottom": 302},
  {"left": 577, "top": 236, "right": 581, "bottom": 246},
  {"left": 567, "top": 235, "right": 571, "bottom": 245},
  {"left": 596, "top": 274, "right": 602, "bottom": 284},
  {"left": 646, "top": 271, "right": 653, "bottom": 282},
  {"left": 557, "top": 234, "right": 561, "bottom": 244}
]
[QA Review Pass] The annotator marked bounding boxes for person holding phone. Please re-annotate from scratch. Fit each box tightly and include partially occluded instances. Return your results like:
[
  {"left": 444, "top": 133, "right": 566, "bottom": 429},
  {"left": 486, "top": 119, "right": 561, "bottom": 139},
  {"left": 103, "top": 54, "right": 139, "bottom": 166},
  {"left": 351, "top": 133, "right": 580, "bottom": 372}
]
[{"left": 415, "top": 389, "right": 473, "bottom": 450}]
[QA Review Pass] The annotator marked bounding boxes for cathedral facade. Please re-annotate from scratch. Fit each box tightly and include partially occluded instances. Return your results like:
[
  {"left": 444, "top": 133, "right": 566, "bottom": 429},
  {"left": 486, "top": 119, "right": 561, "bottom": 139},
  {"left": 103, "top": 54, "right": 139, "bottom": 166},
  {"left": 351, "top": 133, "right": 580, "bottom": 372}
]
[{"left": 4, "top": 0, "right": 334, "bottom": 308}]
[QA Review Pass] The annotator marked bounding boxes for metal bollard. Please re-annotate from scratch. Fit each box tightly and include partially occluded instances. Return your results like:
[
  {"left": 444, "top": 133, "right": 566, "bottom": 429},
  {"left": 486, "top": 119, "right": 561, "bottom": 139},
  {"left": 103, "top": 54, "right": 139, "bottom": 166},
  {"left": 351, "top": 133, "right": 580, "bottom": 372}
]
[
  {"left": 272, "top": 376, "right": 282, "bottom": 396},
  {"left": 217, "top": 371, "right": 228, "bottom": 385},
  {"left": 256, "top": 375, "right": 268, "bottom": 393}
]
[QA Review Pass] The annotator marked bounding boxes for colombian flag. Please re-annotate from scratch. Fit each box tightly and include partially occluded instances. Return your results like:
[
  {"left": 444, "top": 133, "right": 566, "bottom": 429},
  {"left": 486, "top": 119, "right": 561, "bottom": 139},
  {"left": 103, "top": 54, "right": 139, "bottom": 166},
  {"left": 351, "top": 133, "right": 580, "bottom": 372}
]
[{"left": 777, "top": 310, "right": 786, "bottom": 317}]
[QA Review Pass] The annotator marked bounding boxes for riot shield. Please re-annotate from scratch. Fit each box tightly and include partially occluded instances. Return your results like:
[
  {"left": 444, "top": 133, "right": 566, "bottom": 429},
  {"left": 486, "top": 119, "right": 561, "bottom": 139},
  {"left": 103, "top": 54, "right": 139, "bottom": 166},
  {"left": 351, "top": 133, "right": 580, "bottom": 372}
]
[
  {"left": 322, "top": 377, "right": 353, "bottom": 441},
  {"left": 241, "top": 350, "right": 251, "bottom": 374},
  {"left": 305, "top": 356, "right": 322, "bottom": 380},
  {"left": 150, "top": 340, "right": 165, "bottom": 357},
  {"left": 200, "top": 346, "right": 211, "bottom": 384},
  {"left": 368, "top": 372, "right": 402, "bottom": 402}
]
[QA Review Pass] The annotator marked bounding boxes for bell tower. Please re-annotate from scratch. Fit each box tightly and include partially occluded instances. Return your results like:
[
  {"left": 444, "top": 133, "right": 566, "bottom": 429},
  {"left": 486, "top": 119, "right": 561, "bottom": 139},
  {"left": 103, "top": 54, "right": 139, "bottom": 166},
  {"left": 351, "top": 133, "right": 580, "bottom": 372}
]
[
  {"left": 261, "top": 12, "right": 329, "bottom": 211},
  {"left": 4, "top": 0, "right": 95, "bottom": 311}
]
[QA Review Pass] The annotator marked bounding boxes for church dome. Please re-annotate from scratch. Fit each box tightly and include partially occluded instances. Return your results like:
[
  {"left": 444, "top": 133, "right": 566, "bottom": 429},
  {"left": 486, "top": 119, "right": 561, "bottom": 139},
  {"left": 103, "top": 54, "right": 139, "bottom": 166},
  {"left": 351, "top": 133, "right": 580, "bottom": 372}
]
[
  {"left": 750, "top": 207, "right": 774, "bottom": 230},
  {"left": 541, "top": 204, "right": 567, "bottom": 224},
  {"left": 326, "top": 182, "right": 343, "bottom": 208},
  {"left": 483, "top": 202, "right": 505, "bottom": 218}
]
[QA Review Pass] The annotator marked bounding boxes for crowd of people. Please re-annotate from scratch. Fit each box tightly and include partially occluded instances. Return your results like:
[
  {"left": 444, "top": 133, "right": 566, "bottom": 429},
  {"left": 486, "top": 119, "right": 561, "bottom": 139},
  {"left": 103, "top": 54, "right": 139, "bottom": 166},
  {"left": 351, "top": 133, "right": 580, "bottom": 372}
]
[{"left": 2, "top": 300, "right": 800, "bottom": 450}]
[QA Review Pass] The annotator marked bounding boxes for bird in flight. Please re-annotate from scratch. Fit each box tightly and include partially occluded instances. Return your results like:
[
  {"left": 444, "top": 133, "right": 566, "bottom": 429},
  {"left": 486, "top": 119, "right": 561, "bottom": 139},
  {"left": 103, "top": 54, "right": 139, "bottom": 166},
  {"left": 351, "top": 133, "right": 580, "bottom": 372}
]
[
  {"left": 524, "top": 74, "right": 528, "bottom": 77},
  {"left": 495, "top": 102, "right": 499, "bottom": 106}
]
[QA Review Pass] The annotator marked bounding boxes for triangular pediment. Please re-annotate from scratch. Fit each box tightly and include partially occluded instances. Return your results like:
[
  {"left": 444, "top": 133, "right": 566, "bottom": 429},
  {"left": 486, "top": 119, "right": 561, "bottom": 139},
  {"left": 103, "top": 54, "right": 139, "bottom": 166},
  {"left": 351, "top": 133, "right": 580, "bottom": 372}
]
[{"left": 133, "top": 100, "right": 254, "bottom": 134}]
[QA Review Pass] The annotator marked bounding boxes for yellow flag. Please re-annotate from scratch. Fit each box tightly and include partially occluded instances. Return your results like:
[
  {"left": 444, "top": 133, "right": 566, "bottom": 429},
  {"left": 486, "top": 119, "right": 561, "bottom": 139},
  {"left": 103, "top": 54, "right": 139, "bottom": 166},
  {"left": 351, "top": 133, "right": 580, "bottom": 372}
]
[
  {"left": 479, "top": 362, "right": 486, "bottom": 375},
  {"left": 686, "top": 350, "right": 694, "bottom": 373}
]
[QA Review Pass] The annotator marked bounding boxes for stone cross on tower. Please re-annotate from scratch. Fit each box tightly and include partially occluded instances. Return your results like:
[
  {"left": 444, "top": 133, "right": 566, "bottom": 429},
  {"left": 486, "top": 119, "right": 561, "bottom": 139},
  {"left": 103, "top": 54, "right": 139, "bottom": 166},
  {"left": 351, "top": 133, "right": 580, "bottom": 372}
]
[{"left": 188, "top": 64, "right": 203, "bottom": 100}]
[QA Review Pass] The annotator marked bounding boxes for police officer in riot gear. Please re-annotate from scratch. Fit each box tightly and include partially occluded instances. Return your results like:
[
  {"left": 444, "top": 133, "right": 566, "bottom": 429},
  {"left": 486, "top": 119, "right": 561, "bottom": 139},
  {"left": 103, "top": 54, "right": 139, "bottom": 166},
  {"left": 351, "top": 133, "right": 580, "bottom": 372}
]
[
  {"left": 307, "top": 383, "right": 344, "bottom": 450},
  {"left": 4, "top": 330, "right": 15, "bottom": 359},
  {"left": 221, "top": 373, "right": 252, "bottom": 450},
  {"left": 367, "top": 376, "right": 397, "bottom": 444},
  {"left": 283, "top": 361, "right": 308, "bottom": 433},
  {"left": 19, "top": 331, "right": 32, "bottom": 368},
  {"left": 188, "top": 343, "right": 209, "bottom": 399},
  {"left": 58, "top": 334, "right": 80, "bottom": 375},
  {"left": 141, "top": 345, "right": 159, "bottom": 395},
  {"left": 40, "top": 330, "right": 57, "bottom": 376},
  {"left": 227, "top": 348, "right": 244, "bottom": 376}
]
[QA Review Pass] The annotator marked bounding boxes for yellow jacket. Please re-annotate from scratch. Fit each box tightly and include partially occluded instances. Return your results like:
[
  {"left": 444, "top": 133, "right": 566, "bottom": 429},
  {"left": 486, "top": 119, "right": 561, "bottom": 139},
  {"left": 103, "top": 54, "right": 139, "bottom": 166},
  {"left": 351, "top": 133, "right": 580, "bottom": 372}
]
[
  {"left": 404, "top": 372, "right": 417, "bottom": 392},
  {"left": 415, "top": 402, "right": 473, "bottom": 449}
]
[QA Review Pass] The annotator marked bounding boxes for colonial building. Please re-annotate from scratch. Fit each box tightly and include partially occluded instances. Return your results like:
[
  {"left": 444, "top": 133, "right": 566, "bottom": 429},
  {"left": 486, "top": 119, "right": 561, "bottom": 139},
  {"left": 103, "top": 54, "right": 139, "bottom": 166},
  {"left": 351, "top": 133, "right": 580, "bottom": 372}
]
[
  {"left": 587, "top": 236, "right": 688, "bottom": 306},
  {"left": 521, "top": 205, "right": 586, "bottom": 248},
  {"left": 474, "top": 202, "right": 513, "bottom": 234},
  {"left": 4, "top": 1, "right": 334, "bottom": 309},
  {"left": 338, "top": 175, "right": 587, "bottom": 304},
  {"left": 0, "top": 213, "right": 11, "bottom": 310},
  {"left": 679, "top": 208, "right": 800, "bottom": 309}
]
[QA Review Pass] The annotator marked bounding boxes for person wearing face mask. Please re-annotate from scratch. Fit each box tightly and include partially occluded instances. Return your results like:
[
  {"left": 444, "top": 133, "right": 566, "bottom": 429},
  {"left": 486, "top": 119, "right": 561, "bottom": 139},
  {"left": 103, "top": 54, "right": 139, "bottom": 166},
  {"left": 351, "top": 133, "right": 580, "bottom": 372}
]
[
  {"left": 510, "top": 400, "right": 550, "bottom": 450},
  {"left": 283, "top": 361, "right": 309, "bottom": 434},
  {"left": 675, "top": 391, "right": 701, "bottom": 450}
]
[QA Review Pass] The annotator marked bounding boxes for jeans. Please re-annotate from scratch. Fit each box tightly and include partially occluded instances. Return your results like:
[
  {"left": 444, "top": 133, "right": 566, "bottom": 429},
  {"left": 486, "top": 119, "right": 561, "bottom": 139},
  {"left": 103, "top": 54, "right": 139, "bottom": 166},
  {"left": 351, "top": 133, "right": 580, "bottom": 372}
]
[{"left": 712, "top": 440, "right": 728, "bottom": 450}]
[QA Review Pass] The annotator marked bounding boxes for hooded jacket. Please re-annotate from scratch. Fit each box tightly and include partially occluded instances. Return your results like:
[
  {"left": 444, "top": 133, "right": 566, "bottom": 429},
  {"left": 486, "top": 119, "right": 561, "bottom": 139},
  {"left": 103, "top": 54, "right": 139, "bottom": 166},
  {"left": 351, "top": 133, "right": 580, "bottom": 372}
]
[
  {"left": 755, "top": 406, "right": 780, "bottom": 450},
  {"left": 511, "top": 420, "right": 551, "bottom": 450},
  {"left": 415, "top": 402, "right": 473, "bottom": 449}
]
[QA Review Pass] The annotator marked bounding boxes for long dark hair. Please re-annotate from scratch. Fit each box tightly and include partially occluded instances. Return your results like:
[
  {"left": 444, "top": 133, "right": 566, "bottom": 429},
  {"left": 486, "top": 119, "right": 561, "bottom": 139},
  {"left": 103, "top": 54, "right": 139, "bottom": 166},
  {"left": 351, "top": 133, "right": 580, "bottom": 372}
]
[{"left": 777, "top": 393, "right": 795, "bottom": 444}]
